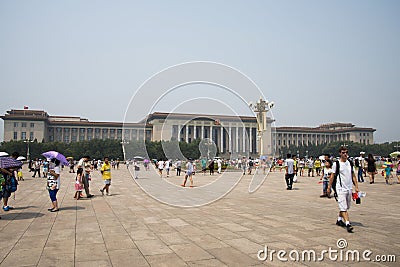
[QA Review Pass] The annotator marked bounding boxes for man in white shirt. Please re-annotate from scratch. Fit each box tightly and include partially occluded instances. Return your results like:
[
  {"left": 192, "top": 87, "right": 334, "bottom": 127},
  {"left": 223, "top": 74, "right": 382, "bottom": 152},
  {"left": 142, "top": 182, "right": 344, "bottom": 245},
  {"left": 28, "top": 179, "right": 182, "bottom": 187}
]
[
  {"left": 157, "top": 160, "right": 164, "bottom": 177},
  {"left": 217, "top": 159, "right": 222, "bottom": 174},
  {"left": 328, "top": 146, "right": 359, "bottom": 233},
  {"left": 284, "top": 154, "right": 295, "bottom": 190}
]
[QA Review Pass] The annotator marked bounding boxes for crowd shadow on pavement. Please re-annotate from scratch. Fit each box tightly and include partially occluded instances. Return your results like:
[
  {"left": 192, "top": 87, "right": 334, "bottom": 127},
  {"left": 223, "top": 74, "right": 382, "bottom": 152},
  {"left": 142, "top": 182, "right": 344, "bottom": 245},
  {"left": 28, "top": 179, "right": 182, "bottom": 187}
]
[
  {"left": 1, "top": 212, "right": 45, "bottom": 220},
  {"left": 13, "top": 205, "right": 38, "bottom": 210},
  {"left": 59, "top": 206, "right": 86, "bottom": 211}
]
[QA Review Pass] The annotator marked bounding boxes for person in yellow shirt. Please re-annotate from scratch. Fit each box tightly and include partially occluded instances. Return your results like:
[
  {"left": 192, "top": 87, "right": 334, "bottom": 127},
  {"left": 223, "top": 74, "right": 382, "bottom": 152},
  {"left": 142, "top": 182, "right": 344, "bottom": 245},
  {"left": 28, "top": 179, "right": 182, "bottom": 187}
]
[
  {"left": 314, "top": 158, "right": 322, "bottom": 176},
  {"left": 100, "top": 157, "right": 111, "bottom": 196}
]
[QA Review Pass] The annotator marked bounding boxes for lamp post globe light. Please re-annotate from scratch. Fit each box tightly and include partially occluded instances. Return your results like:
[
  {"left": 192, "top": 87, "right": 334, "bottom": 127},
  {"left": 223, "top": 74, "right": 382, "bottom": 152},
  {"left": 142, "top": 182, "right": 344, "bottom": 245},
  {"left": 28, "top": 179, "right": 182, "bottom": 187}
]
[
  {"left": 120, "top": 140, "right": 130, "bottom": 161},
  {"left": 249, "top": 96, "right": 274, "bottom": 158},
  {"left": 23, "top": 139, "right": 34, "bottom": 161}
]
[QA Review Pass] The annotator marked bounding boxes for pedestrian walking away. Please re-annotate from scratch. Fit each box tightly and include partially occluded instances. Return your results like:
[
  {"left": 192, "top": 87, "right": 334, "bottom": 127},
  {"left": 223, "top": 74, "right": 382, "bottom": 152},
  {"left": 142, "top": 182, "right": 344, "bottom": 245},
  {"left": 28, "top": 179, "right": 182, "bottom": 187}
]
[
  {"left": 284, "top": 154, "right": 295, "bottom": 190},
  {"left": 175, "top": 159, "right": 182, "bottom": 176},
  {"left": 181, "top": 159, "right": 194, "bottom": 187},
  {"left": 365, "top": 154, "right": 377, "bottom": 184}
]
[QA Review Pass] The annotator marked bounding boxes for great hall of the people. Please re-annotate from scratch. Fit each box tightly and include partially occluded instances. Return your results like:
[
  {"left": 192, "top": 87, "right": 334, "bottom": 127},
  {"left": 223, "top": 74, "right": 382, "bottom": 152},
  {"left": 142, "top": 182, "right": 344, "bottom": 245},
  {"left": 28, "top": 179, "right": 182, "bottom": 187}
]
[{"left": 1, "top": 109, "right": 375, "bottom": 156}]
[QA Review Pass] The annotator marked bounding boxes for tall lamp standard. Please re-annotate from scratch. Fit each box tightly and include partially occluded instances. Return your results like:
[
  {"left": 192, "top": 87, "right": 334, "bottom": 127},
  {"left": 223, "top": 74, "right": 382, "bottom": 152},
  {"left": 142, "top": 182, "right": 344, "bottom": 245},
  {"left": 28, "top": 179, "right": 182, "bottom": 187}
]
[
  {"left": 120, "top": 140, "right": 130, "bottom": 161},
  {"left": 23, "top": 139, "right": 34, "bottom": 161},
  {"left": 249, "top": 97, "right": 274, "bottom": 158}
]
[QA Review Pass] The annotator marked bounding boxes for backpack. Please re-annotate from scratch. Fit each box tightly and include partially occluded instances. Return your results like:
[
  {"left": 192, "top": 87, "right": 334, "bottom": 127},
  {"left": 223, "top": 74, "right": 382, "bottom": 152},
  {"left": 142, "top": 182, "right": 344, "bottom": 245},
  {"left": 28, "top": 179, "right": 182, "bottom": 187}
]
[
  {"left": 354, "top": 158, "right": 360, "bottom": 168},
  {"left": 8, "top": 175, "right": 18, "bottom": 192},
  {"left": 332, "top": 159, "right": 354, "bottom": 201}
]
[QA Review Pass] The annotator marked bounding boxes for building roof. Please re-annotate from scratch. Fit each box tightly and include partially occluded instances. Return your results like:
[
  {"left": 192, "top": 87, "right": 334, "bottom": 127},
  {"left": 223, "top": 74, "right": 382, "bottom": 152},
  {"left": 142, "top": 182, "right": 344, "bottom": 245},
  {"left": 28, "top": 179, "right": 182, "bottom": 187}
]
[{"left": 145, "top": 112, "right": 259, "bottom": 123}]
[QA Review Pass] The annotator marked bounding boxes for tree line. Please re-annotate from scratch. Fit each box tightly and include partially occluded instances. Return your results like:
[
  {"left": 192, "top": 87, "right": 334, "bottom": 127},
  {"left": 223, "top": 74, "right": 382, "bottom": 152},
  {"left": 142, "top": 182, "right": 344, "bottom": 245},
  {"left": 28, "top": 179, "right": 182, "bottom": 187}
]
[
  {"left": 0, "top": 139, "right": 202, "bottom": 160},
  {"left": 279, "top": 141, "right": 400, "bottom": 158},
  {"left": 1, "top": 139, "right": 398, "bottom": 161}
]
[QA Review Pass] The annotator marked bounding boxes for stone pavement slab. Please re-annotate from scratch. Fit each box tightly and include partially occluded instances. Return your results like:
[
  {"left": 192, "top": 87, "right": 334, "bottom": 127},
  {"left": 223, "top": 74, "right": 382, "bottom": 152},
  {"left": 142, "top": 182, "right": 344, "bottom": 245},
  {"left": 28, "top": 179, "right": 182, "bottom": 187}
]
[{"left": 0, "top": 165, "right": 399, "bottom": 266}]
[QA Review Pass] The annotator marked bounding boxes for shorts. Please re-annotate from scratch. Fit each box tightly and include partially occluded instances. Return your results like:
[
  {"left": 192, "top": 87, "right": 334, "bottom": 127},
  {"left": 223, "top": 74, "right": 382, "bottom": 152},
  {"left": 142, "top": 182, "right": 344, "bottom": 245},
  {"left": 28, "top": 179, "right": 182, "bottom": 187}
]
[
  {"left": 104, "top": 179, "right": 111, "bottom": 185},
  {"left": 337, "top": 190, "right": 352, "bottom": 212},
  {"left": 1, "top": 188, "right": 11, "bottom": 198},
  {"left": 186, "top": 171, "right": 193, "bottom": 176},
  {"left": 49, "top": 189, "right": 59, "bottom": 202}
]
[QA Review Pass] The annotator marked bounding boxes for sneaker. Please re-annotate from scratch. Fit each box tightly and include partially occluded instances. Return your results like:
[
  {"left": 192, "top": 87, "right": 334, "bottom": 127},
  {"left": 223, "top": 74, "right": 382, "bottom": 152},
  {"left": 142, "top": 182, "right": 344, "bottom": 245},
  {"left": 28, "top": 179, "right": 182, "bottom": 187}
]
[
  {"left": 346, "top": 224, "right": 354, "bottom": 233},
  {"left": 106, "top": 193, "right": 111, "bottom": 196},
  {"left": 336, "top": 220, "right": 346, "bottom": 227},
  {"left": 3, "top": 206, "right": 9, "bottom": 211},
  {"left": 180, "top": 184, "right": 185, "bottom": 187},
  {"left": 100, "top": 189, "right": 104, "bottom": 195},
  {"left": 320, "top": 194, "right": 327, "bottom": 197}
]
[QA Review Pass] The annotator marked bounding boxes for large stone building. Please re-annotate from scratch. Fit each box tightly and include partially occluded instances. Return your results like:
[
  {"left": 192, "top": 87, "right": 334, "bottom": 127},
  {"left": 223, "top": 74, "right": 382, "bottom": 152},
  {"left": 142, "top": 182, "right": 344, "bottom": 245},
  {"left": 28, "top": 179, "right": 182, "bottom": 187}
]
[{"left": 1, "top": 109, "right": 375, "bottom": 157}]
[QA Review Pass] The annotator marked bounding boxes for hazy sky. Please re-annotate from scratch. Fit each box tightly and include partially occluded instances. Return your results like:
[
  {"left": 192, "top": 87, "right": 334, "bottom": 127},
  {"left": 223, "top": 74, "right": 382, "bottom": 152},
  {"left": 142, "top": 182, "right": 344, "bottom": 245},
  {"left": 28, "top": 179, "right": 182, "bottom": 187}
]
[{"left": 1, "top": 0, "right": 399, "bottom": 143}]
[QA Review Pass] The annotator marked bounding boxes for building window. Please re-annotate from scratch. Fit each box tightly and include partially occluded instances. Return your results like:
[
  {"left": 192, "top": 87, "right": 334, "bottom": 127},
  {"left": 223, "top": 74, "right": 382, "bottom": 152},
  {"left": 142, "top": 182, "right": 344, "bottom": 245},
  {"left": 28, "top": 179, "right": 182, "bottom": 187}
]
[
  {"left": 14, "top": 122, "right": 19, "bottom": 127},
  {"left": 21, "top": 132, "right": 26, "bottom": 140},
  {"left": 30, "top": 123, "right": 34, "bottom": 128},
  {"left": 30, "top": 132, "right": 34, "bottom": 140},
  {"left": 13, "top": 132, "right": 17, "bottom": 140},
  {"left": 21, "top": 122, "right": 27, "bottom": 127},
  {"left": 363, "top": 133, "right": 365, "bottom": 136}
]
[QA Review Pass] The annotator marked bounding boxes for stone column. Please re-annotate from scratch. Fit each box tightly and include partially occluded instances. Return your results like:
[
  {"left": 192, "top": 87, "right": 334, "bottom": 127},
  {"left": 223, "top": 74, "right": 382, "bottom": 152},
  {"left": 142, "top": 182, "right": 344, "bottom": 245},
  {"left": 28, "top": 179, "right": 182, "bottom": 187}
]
[
  {"left": 249, "top": 127, "right": 253, "bottom": 154},
  {"left": 229, "top": 126, "right": 232, "bottom": 153},
  {"left": 220, "top": 126, "right": 224, "bottom": 153},
  {"left": 242, "top": 127, "right": 246, "bottom": 153},
  {"left": 236, "top": 126, "right": 239, "bottom": 153},
  {"left": 185, "top": 125, "right": 189, "bottom": 143}
]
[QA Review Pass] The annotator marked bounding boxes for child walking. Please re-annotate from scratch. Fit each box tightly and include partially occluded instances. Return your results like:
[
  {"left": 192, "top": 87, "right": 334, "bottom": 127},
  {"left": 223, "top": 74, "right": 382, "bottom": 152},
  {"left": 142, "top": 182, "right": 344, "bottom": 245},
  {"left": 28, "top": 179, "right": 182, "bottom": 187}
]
[
  {"left": 100, "top": 157, "right": 111, "bottom": 196},
  {"left": 74, "top": 168, "right": 83, "bottom": 200},
  {"left": 320, "top": 159, "right": 333, "bottom": 198}
]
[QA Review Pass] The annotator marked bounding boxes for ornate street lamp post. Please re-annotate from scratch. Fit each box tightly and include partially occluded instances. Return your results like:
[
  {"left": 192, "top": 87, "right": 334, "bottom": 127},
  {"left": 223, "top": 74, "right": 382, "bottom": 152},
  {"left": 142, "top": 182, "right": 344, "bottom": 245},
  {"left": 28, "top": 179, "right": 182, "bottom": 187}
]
[
  {"left": 23, "top": 139, "right": 34, "bottom": 161},
  {"left": 120, "top": 140, "right": 130, "bottom": 161},
  {"left": 249, "top": 97, "right": 274, "bottom": 157}
]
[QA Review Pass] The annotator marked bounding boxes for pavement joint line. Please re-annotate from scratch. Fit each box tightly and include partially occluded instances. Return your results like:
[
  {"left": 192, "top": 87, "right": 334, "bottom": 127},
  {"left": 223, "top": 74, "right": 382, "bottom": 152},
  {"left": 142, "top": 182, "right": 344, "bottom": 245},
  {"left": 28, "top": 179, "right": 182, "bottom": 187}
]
[
  {"left": 73, "top": 188, "right": 79, "bottom": 267},
  {"left": 35, "top": 179, "right": 70, "bottom": 266},
  {"left": 0, "top": 181, "right": 52, "bottom": 266},
  {"left": 98, "top": 172, "right": 154, "bottom": 267}
]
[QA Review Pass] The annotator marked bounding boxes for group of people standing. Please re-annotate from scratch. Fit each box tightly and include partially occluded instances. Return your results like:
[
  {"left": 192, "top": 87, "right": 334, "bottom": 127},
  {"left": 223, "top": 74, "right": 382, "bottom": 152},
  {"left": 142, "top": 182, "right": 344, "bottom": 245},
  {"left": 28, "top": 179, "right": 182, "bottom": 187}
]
[{"left": 284, "top": 147, "right": 400, "bottom": 233}]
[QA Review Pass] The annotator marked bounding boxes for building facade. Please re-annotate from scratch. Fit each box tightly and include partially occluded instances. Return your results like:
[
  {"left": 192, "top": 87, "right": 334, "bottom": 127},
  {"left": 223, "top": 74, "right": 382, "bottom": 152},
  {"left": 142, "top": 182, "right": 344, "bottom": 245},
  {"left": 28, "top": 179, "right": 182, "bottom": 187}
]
[{"left": 2, "top": 109, "right": 375, "bottom": 157}]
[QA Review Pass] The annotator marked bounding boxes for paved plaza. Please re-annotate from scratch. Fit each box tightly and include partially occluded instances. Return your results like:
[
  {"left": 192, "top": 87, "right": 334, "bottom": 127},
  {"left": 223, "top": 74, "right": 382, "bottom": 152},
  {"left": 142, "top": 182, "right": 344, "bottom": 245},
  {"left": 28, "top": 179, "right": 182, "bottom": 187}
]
[{"left": 0, "top": 165, "right": 399, "bottom": 266}]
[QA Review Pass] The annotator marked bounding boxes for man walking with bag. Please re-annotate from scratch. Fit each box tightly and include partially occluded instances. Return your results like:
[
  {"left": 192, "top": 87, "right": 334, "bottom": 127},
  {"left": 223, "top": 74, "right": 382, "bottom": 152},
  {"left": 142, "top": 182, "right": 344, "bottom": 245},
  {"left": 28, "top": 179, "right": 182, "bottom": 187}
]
[{"left": 327, "top": 146, "right": 359, "bottom": 233}]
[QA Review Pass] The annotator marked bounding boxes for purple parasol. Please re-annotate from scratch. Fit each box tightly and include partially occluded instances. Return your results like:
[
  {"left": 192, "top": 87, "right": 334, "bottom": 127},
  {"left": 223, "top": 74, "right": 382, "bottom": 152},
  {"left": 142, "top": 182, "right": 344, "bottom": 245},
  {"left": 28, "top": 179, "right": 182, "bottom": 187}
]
[
  {"left": 0, "top": 157, "right": 23, "bottom": 168},
  {"left": 42, "top": 151, "right": 69, "bottom": 166}
]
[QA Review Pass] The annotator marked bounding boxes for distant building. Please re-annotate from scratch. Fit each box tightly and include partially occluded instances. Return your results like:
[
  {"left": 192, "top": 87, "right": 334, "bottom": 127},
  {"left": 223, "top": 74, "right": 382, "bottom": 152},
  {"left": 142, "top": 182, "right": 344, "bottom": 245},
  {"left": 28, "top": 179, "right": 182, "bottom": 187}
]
[
  {"left": 1, "top": 109, "right": 375, "bottom": 156},
  {"left": 273, "top": 122, "right": 375, "bottom": 150}
]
